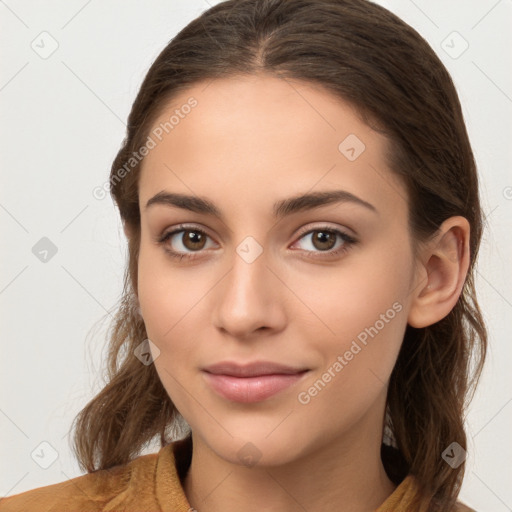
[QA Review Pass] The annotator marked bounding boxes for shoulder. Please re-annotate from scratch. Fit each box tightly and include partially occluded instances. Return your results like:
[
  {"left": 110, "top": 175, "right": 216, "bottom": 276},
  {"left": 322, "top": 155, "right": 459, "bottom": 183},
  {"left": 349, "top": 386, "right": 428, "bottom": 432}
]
[
  {"left": 377, "top": 472, "right": 478, "bottom": 512},
  {"left": 0, "top": 451, "right": 159, "bottom": 512}
]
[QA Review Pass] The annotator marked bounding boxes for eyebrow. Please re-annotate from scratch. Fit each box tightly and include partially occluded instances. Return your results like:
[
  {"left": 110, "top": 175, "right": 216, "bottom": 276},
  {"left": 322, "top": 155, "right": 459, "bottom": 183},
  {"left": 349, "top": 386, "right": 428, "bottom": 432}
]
[{"left": 144, "top": 189, "right": 378, "bottom": 219}]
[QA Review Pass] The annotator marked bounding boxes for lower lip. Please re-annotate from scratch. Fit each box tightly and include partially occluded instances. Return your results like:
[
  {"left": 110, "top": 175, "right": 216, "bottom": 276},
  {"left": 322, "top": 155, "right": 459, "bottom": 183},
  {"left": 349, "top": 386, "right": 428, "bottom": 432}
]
[{"left": 202, "top": 371, "right": 308, "bottom": 403}]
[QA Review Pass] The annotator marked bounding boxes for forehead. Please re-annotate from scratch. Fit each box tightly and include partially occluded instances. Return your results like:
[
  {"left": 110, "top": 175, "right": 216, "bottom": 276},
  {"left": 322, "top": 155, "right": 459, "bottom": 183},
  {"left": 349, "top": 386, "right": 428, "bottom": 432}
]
[{"left": 138, "top": 74, "right": 408, "bottom": 221}]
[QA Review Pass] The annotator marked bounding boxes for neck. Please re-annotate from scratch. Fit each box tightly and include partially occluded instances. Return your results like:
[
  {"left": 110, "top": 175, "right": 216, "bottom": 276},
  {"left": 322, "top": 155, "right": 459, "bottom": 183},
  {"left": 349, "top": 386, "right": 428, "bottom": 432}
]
[{"left": 183, "top": 407, "right": 397, "bottom": 512}]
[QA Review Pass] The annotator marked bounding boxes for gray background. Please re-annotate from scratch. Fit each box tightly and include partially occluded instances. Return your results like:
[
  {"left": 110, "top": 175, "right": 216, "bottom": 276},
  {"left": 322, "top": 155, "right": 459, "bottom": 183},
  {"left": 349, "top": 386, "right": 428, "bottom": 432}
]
[{"left": 1, "top": 1, "right": 511, "bottom": 510}]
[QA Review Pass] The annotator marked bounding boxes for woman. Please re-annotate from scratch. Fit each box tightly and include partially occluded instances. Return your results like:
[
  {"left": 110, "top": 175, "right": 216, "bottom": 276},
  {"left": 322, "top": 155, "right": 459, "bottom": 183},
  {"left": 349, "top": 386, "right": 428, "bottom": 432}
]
[{"left": 0, "top": 0, "right": 486, "bottom": 510}]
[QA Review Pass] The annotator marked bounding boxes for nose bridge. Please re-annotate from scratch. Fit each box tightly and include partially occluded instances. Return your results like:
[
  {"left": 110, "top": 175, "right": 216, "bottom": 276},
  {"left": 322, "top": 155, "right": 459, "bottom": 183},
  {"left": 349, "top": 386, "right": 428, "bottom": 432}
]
[
  {"left": 225, "top": 235, "right": 271, "bottom": 308},
  {"left": 212, "top": 233, "right": 285, "bottom": 336}
]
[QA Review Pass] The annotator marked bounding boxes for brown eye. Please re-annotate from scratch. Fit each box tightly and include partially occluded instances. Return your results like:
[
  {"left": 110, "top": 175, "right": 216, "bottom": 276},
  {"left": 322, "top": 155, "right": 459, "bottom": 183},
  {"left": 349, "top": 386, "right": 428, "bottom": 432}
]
[
  {"left": 158, "top": 226, "right": 215, "bottom": 260},
  {"left": 181, "top": 230, "right": 207, "bottom": 251},
  {"left": 292, "top": 225, "right": 357, "bottom": 259},
  {"left": 310, "top": 230, "right": 337, "bottom": 251},
  {"left": 158, "top": 224, "right": 357, "bottom": 262}
]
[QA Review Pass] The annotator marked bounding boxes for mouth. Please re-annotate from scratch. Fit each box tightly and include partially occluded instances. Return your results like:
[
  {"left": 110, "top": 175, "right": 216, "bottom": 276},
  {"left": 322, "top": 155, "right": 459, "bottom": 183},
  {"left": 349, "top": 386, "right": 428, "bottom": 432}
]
[{"left": 202, "top": 361, "right": 310, "bottom": 403}]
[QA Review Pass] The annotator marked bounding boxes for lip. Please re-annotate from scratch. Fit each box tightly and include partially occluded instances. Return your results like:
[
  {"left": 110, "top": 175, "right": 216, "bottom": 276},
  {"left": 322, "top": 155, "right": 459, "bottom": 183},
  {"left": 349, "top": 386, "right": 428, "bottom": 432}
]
[
  {"left": 202, "top": 361, "right": 309, "bottom": 403},
  {"left": 203, "top": 360, "right": 309, "bottom": 377}
]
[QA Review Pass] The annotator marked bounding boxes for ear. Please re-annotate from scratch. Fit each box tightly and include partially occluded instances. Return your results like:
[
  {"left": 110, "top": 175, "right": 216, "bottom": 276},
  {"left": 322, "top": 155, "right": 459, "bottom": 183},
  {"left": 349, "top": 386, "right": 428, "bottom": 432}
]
[{"left": 407, "top": 216, "right": 470, "bottom": 328}]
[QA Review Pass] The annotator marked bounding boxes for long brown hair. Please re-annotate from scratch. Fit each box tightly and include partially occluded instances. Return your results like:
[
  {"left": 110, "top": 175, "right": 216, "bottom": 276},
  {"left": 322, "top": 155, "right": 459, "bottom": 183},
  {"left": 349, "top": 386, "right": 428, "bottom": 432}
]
[{"left": 71, "top": 1, "right": 488, "bottom": 509}]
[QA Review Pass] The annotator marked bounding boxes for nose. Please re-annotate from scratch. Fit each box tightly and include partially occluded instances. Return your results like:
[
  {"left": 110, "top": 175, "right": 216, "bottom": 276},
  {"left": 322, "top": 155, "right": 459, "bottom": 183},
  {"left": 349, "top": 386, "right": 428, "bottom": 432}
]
[{"left": 212, "top": 244, "right": 287, "bottom": 340}]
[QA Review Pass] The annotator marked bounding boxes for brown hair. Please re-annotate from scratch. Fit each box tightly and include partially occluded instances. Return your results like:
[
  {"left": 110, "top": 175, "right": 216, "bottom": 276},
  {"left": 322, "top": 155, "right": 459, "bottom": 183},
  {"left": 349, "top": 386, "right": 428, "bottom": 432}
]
[{"left": 71, "top": 1, "right": 487, "bottom": 510}]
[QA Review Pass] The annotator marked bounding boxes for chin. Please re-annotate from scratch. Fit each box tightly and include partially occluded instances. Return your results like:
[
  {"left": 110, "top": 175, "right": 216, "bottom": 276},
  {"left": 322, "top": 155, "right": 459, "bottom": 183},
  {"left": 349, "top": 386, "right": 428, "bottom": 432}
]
[{"left": 193, "top": 422, "right": 312, "bottom": 469}]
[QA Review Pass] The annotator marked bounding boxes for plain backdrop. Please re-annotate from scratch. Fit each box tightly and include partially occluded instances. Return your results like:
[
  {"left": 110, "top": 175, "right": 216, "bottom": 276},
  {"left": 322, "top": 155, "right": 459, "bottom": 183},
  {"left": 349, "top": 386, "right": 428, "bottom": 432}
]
[{"left": 1, "top": 1, "right": 511, "bottom": 510}]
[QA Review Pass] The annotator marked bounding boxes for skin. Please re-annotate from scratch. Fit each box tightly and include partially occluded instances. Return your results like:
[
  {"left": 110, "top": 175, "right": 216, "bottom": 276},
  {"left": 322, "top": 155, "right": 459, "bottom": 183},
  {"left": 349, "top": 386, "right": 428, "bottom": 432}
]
[{"left": 132, "top": 73, "right": 470, "bottom": 512}]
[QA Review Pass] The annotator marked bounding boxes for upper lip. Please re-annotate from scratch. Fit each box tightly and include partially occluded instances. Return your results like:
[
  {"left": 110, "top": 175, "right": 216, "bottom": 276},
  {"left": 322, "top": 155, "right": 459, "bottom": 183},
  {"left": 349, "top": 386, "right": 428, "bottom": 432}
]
[{"left": 202, "top": 361, "right": 309, "bottom": 377}]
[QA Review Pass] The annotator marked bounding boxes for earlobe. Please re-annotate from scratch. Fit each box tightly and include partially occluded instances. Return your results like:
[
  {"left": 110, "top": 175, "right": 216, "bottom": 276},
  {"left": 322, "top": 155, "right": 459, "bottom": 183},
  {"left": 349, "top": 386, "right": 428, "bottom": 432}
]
[{"left": 407, "top": 216, "right": 470, "bottom": 328}]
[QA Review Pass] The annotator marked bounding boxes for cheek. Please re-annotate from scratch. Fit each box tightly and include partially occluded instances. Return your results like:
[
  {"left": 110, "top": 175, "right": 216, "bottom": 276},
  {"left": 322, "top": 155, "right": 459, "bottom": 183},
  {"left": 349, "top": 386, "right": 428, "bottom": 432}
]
[
  {"left": 294, "top": 286, "right": 406, "bottom": 435},
  {"left": 136, "top": 247, "right": 214, "bottom": 407},
  {"left": 137, "top": 240, "right": 209, "bottom": 344},
  {"left": 137, "top": 268, "right": 200, "bottom": 417},
  {"left": 302, "top": 249, "right": 410, "bottom": 341},
  {"left": 297, "top": 244, "right": 411, "bottom": 392}
]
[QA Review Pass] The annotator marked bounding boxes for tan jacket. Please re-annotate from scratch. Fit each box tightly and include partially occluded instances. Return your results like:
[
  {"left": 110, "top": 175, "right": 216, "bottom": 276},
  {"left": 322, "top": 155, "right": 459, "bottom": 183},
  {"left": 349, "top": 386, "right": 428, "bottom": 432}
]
[{"left": 0, "top": 439, "right": 476, "bottom": 511}]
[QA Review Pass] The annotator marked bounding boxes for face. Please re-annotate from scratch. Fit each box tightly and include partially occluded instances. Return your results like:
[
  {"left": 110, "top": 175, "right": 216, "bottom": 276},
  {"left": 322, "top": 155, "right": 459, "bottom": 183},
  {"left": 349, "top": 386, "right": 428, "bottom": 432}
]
[{"left": 136, "top": 74, "right": 418, "bottom": 467}]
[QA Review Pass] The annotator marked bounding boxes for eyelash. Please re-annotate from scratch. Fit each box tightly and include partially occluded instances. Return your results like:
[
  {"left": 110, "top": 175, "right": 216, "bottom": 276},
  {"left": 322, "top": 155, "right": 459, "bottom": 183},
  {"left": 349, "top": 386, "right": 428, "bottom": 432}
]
[{"left": 157, "top": 223, "right": 358, "bottom": 262}]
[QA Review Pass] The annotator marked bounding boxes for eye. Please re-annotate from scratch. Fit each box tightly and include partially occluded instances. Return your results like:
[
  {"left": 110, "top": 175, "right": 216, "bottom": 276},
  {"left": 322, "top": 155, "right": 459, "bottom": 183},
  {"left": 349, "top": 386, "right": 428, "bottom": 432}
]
[
  {"left": 157, "top": 224, "right": 358, "bottom": 261},
  {"left": 157, "top": 224, "right": 216, "bottom": 261},
  {"left": 290, "top": 225, "right": 357, "bottom": 260}
]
